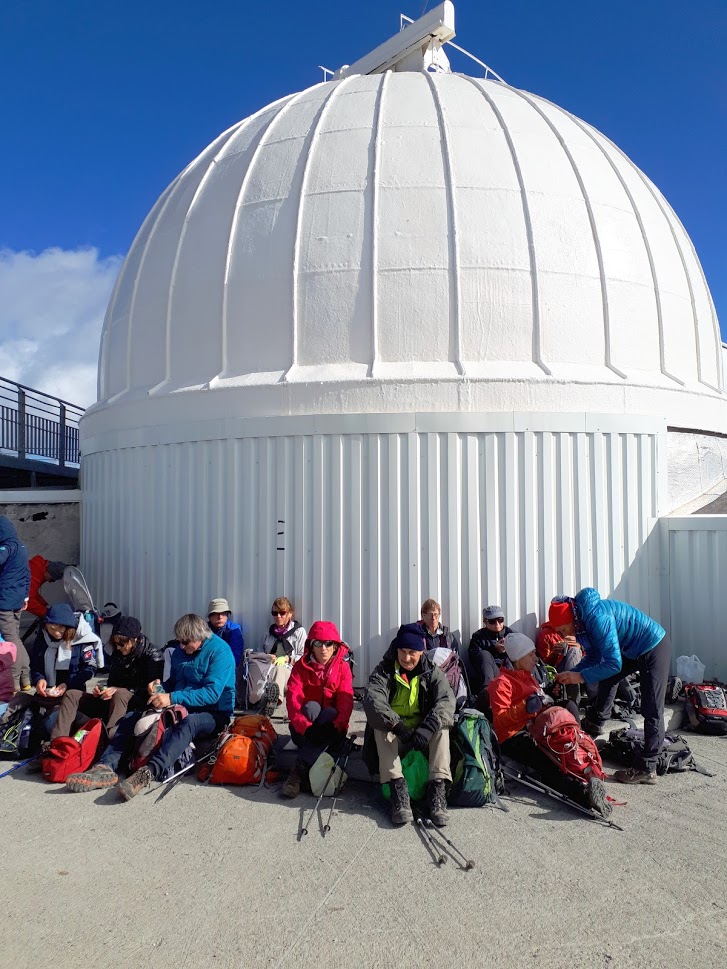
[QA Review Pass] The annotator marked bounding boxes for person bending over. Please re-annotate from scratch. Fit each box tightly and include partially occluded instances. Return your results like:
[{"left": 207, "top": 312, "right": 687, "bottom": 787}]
[
  {"left": 550, "top": 590, "right": 668, "bottom": 785},
  {"left": 281, "top": 621, "right": 353, "bottom": 799},
  {"left": 66, "top": 613, "right": 235, "bottom": 798},
  {"left": 363, "top": 623, "right": 455, "bottom": 828}
]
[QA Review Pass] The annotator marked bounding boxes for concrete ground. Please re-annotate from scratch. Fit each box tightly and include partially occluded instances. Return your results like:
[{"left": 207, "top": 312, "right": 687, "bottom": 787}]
[{"left": 1, "top": 702, "right": 726, "bottom": 969}]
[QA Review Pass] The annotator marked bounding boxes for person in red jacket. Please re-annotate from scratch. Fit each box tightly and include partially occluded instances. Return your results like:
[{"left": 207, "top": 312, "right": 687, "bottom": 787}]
[
  {"left": 27, "top": 556, "right": 67, "bottom": 619},
  {"left": 282, "top": 620, "right": 354, "bottom": 799},
  {"left": 488, "top": 632, "right": 610, "bottom": 818}
]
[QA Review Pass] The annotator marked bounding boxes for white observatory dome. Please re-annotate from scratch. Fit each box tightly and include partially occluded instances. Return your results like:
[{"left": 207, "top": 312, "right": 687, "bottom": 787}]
[{"left": 92, "top": 71, "right": 725, "bottom": 432}]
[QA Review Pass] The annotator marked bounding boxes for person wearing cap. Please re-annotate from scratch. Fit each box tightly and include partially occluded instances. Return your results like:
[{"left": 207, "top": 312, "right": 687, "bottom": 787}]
[
  {"left": 50, "top": 615, "right": 163, "bottom": 745},
  {"left": 207, "top": 597, "right": 244, "bottom": 666},
  {"left": 66, "top": 613, "right": 236, "bottom": 798},
  {"left": 363, "top": 623, "right": 456, "bottom": 828},
  {"left": 488, "top": 631, "right": 611, "bottom": 818},
  {"left": 281, "top": 621, "right": 354, "bottom": 798},
  {"left": 418, "top": 598, "right": 460, "bottom": 653},
  {"left": 550, "top": 590, "right": 668, "bottom": 785},
  {"left": 260, "top": 596, "right": 307, "bottom": 704},
  {"left": 468, "top": 605, "right": 514, "bottom": 693},
  {"left": 26, "top": 556, "right": 67, "bottom": 620}
]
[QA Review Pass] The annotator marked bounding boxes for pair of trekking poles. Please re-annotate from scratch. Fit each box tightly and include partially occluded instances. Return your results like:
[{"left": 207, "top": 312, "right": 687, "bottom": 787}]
[
  {"left": 299, "top": 733, "right": 357, "bottom": 839},
  {"left": 412, "top": 811, "right": 476, "bottom": 871}
]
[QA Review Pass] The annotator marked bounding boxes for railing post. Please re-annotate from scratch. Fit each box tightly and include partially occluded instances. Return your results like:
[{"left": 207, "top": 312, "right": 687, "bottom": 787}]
[
  {"left": 58, "top": 403, "right": 67, "bottom": 467},
  {"left": 17, "top": 388, "right": 26, "bottom": 460}
]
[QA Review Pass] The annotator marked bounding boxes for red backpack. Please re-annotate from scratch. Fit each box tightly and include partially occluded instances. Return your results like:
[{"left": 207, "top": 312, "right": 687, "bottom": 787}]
[
  {"left": 128, "top": 704, "right": 188, "bottom": 772},
  {"left": 685, "top": 683, "right": 727, "bottom": 735},
  {"left": 527, "top": 706, "right": 605, "bottom": 783},
  {"left": 41, "top": 719, "right": 108, "bottom": 783}
]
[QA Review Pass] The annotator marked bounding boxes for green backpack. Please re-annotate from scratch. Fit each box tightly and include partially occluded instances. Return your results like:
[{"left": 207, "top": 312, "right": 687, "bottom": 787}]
[{"left": 448, "top": 709, "right": 504, "bottom": 807}]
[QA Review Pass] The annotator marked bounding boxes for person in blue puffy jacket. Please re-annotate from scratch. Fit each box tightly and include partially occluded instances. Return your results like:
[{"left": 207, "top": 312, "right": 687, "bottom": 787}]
[{"left": 550, "top": 588, "right": 668, "bottom": 786}]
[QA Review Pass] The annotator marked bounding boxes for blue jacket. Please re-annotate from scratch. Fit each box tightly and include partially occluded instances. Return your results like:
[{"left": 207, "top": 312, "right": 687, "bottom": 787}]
[
  {"left": 0, "top": 516, "right": 30, "bottom": 611},
  {"left": 572, "top": 588, "right": 665, "bottom": 684},
  {"left": 216, "top": 619, "right": 244, "bottom": 666},
  {"left": 165, "top": 633, "right": 235, "bottom": 715}
]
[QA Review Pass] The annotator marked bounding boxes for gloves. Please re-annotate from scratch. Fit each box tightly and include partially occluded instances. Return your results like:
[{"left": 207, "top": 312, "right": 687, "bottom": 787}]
[
  {"left": 410, "top": 729, "right": 430, "bottom": 752},
  {"left": 392, "top": 722, "right": 415, "bottom": 745},
  {"left": 525, "top": 692, "right": 545, "bottom": 715}
]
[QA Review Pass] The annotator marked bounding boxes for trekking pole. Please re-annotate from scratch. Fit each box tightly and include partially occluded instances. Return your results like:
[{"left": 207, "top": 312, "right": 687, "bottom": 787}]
[
  {"left": 413, "top": 813, "right": 446, "bottom": 866},
  {"left": 147, "top": 750, "right": 216, "bottom": 801},
  {"left": 322, "top": 734, "right": 357, "bottom": 836},
  {"left": 423, "top": 818, "right": 475, "bottom": 870},
  {"left": 502, "top": 766, "right": 623, "bottom": 832},
  {"left": 0, "top": 755, "right": 37, "bottom": 780},
  {"left": 300, "top": 746, "right": 338, "bottom": 838}
]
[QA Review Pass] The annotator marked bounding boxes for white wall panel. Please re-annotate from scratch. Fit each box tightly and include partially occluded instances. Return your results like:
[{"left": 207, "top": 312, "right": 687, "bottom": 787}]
[{"left": 82, "top": 419, "right": 663, "bottom": 684}]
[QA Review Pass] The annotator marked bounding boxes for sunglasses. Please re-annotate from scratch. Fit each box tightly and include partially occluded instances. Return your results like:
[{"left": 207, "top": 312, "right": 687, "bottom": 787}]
[
  {"left": 271, "top": 610, "right": 288, "bottom": 617},
  {"left": 310, "top": 640, "right": 337, "bottom": 650},
  {"left": 486, "top": 617, "right": 505, "bottom": 624}
]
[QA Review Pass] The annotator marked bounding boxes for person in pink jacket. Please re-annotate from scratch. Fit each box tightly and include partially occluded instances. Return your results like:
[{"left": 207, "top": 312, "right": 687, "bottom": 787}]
[{"left": 0, "top": 639, "right": 18, "bottom": 717}]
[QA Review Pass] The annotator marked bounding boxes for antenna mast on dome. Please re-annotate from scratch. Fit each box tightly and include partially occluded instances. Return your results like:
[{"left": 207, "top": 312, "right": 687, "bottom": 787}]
[{"left": 331, "top": 1, "right": 505, "bottom": 82}]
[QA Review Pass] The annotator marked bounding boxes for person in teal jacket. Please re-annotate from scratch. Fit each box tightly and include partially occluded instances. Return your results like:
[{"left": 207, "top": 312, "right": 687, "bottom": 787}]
[
  {"left": 65, "top": 613, "right": 235, "bottom": 798},
  {"left": 550, "top": 588, "right": 668, "bottom": 785}
]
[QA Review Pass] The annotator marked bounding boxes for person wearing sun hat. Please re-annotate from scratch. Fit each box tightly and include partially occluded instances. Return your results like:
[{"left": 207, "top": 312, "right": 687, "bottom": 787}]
[
  {"left": 550, "top": 589, "right": 668, "bottom": 786},
  {"left": 281, "top": 620, "right": 354, "bottom": 799},
  {"left": 206, "top": 597, "right": 244, "bottom": 666},
  {"left": 363, "top": 622, "right": 456, "bottom": 828}
]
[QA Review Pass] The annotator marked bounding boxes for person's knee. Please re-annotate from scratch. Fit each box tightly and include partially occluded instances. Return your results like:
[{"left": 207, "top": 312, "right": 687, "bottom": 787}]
[{"left": 302, "top": 701, "right": 322, "bottom": 721}]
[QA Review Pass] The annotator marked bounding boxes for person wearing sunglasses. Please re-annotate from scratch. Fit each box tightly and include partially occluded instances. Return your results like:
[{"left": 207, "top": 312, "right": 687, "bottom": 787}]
[
  {"left": 207, "top": 597, "right": 244, "bottom": 667},
  {"left": 467, "top": 605, "right": 514, "bottom": 694},
  {"left": 551, "top": 590, "right": 668, "bottom": 785},
  {"left": 260, "top": 597, "right": 307, "bottom": 705},
  {"left": 281, "top": 621, "right": 353, "bottom": 799}
]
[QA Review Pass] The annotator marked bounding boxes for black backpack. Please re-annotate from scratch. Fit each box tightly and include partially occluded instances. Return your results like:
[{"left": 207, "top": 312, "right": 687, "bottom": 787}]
[
  {"left": 0, "top": 705, "right": 46, "bottom": 760},
  {"left": 604, "top": 724, "right": 712, "bottom": 776}
]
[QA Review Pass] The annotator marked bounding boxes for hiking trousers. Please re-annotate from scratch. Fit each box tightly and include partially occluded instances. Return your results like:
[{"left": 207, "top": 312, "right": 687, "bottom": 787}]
[
  {"left": 588, "top": 635, "right": 670, "bottom": 773},
  {"left": 147, "top": 712, "right": 228, "bottom": 779},
  {"left": 50, "top": 688, "right": 134, "bottom": 740},
  {"left": 0, "top": 610, "right": 29, "bottom": 690},
  {"left": 290, "top": 701, "right": 342, "bottom": 764},
  {"left": 375, "top": 727, "right": 452, "bottom": 783}
]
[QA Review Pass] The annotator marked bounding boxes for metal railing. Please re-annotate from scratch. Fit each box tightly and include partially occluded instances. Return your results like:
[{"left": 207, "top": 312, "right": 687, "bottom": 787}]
[{"left": 0, "top": 376, "right": 84, "bottom": 467}]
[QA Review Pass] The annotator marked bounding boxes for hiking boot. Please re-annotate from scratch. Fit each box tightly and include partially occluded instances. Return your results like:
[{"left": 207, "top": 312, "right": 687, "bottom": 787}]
[
  {"left": 612, "top": 767, "right": 657, "bottom": 785},
  {"left": 117, "top": 766, "right": 153, "bottom": 800},
  {"left": 581, "top": 717, "right": 604, "bottom": 738},
  {"left": 587, "top": 777, "right": 613, "bottom": 818},
  {"left": 281, "top": 764, "right": 304, "bottom": 799},
  {"left": 426, "top": 779, "right": 449, "bottom": 828},
  {"left": 389, "top": 776, "right": 413, "bottom": 825},
  {"left": 263, "top": 683, "right": 280, "bottom": 718},
  {"left": 66, "top": 763, "right": 119, "bottom": 793}
]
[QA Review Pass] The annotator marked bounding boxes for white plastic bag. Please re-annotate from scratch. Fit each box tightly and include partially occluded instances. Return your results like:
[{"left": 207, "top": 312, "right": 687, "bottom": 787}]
[{"left": 676, "top": 654, "right": 706, "bottom": 684}]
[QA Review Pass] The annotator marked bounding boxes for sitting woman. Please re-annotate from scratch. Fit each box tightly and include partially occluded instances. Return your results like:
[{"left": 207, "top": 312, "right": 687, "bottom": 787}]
[
  {"left": 27, "top": 603, "right": 103, "bottom": 732},
  {"left": 261, "top": 597, "right": 307, "bottom": 705},
  {"left": 282, "top": 621, "right": 353, "bottom": 799},
  {"left": 488, "top": 631, "right": 611, "bottom": 819}
]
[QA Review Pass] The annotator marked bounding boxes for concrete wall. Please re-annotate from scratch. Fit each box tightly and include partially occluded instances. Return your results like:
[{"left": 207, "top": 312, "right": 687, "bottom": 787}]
[
  {"left": 667, "top": 430, "right": 727, "bottom": 512},
  {"left": 0, "top": 491, "right": 81, "bottom": 565}
]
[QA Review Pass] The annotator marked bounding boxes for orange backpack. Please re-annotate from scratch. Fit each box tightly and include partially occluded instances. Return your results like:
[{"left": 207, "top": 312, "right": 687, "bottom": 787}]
[{"left": 199, "top": 714, "right": 277, "bottom": 785}]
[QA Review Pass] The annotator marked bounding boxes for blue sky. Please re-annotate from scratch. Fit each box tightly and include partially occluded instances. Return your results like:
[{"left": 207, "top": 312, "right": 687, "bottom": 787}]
[{"left": 1, "top": 0, "right": 725, "bottom": 403}]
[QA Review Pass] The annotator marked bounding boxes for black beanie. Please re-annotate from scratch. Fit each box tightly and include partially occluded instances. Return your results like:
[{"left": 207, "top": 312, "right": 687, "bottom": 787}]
[{"left": 115, "top": 615, "right": 142, "bottom": 640}]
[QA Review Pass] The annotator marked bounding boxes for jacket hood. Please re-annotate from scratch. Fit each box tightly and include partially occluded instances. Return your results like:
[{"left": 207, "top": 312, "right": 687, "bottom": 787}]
[
  {"left": 0, "top": 516, "right": 19, "bottom": 544},
  {"left": 306, "top": 620, "right": 343, "bottom": 646},
  {"left": 45, "top": 602, "right": 79, "bottom": 629},
  {"left": 299, "top": 641, "right": 349, "bottom": 672}
]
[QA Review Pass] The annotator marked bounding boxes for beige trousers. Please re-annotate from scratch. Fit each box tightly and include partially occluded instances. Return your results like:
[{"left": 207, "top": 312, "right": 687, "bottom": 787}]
[
  {"left": 374, "top": 727, "right": 452, "bottom": 783},
  {"left": 270, "top": 662, "right": 291, "bottom": 701}
]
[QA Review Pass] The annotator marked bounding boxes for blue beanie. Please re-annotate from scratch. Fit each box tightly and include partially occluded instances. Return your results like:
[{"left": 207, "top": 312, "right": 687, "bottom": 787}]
[
  {"left": 395, "top": 623, "right": 426, "bottom": 652},
  {"left": 45, "top": 602, "right": 79, "bottom": 629}
]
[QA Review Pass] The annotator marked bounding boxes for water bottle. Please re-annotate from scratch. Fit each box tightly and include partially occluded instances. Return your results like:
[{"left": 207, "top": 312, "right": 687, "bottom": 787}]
[{"left": 19, "top": 718, "right": 32, "bottom": 754}]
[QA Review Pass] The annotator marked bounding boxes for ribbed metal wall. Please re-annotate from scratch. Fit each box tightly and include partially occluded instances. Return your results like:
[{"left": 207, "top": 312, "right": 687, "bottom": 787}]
[
  {"left": 667, "top": 517, "right": 727, "bottom": 680},
  {"left": 81, "top": 425, "right": 662, "bottom": 681}
]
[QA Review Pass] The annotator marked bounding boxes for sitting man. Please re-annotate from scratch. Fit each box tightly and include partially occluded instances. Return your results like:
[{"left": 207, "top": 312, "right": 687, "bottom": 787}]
[
  {"left": 418, "top": 598, "right": 460, "bottom": 653},
  {"left": 468, "top": 604, "right": 514, "bottom": 693},
  {"left": 66, "top": 613, "right": 235, "bottom": 798},
  {"left": 207, "top": 597, "right": 244, "bottom": 666},
  {"left": 363, "top": 623, "right": 455, "bottom": 828},
  {"left": 50, "top": 615, "right": 163, "bottom": 742},
  {"left": 488, "top": 631, "right": 610, "bottom": 818}
]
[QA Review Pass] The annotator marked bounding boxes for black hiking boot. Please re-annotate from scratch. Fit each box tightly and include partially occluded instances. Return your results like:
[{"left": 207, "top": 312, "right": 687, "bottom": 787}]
[
  {"left": 427, "top": 779, "right": 449, "bottom": 828},
  {"left": 262, "top": 683, "right": 280, "bottom": 718},
  {"left": 581, "top": 716, "right": 604, "bottom": 738},
  {"left": 389, "top": 776, "right": 413, "bottom": 825},
  {"left": 587, "top": 777, "right": 612, "bottom": 818}
]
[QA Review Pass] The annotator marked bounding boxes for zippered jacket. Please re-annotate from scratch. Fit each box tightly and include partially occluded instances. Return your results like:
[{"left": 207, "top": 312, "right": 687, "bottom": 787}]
[
  {"left": 0, "top": 517, "right": 30, "bottom": 611},
  {"left": 286, "top": 644, "right": 354, "bottom": 734}
]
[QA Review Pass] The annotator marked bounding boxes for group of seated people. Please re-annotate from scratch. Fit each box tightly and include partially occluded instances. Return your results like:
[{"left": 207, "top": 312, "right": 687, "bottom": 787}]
[{"left": 0, "top": 585, "right": 669, "bottom": 827}]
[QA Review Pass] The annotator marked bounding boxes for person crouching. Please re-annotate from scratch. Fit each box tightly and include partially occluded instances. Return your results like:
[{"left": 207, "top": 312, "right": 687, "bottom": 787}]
[
  {"left": 363, "top": 623, "right": 455, "bottom": 828},
  {"left": 281, "top": 621, "right": 354, "bottom": 799}
]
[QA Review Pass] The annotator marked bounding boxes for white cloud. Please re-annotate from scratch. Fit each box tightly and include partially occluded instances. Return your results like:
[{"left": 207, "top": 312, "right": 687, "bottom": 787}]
[{"left": 0, "top": 247, "right": 123, "bottom": 408}]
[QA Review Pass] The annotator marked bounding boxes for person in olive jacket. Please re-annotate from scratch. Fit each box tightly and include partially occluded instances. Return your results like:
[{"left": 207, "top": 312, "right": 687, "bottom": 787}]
[
  {"left": 50, "top": 615, "right": 163, "bottom": 741},
  {"left": 363, "top": 623, "right": 455, "bottom": 828}
]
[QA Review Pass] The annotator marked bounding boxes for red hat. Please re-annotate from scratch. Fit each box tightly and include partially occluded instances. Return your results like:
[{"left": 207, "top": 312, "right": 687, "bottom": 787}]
[
  {"left": 548, "top": 599, "right": 574, "bottom": 627},
  {"left": 307, "top": 620, "right": 343, "bottom": 645}
]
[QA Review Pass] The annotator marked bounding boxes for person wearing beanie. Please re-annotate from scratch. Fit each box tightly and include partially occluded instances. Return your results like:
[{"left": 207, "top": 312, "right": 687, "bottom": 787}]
[
  {"left": 281, "top": 620, "right": 354, "bottom": 799},
  {"left": 207, "top": 597, "right": 244, "bottom": 666},
  {"left": 550, "top": 589, "right": 668, "bottom": 786},
  {"left": 26, "top": 555, "right": 68, "bottom": 620},
  {"left": 487, "top": 632, "right": 611, "bottom": 819},
  {"left": 363, "top": 622, "right": 456, "bottom": 828},
  {"left": 468, "top": 605, "right": 514, "bottom": 693},
  {"left": 50, "top": 614, "right": 164, "bottom": 746},
  {"left": 259, "top": 596, "right": 307, "bottom": 707}
]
